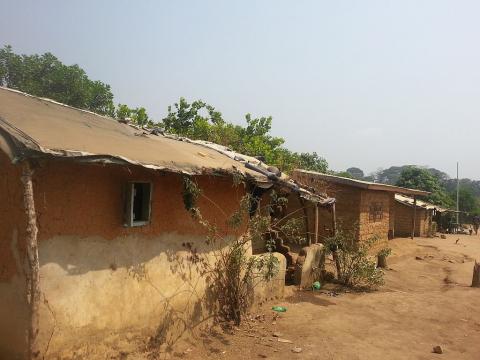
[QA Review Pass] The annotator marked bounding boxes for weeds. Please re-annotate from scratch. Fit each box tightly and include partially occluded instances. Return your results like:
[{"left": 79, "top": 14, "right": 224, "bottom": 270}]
[{"left": 181, "top": 178, "right": 302, "bottom": 325}]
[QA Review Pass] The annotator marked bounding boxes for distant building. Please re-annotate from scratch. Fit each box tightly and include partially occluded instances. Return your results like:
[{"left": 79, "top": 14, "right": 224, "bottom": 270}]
[
  {"left": 394, "top": 194, "right": 446, "bottom": 237},
  {"left": 292, "top": 170, "right": 429, "bottom": 248}
]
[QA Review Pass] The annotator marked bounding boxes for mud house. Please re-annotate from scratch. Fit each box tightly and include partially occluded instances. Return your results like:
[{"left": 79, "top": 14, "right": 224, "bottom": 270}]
[
  {"left": 0, "top": 87, "right": 333, "bottom": 359},
  {"left": 394, "top": 194, "right": 445, "bottom": 237},
  {"left": 292, "top": 170, "right": 429, "bottom": 248},
  {"left": 171, "top": 141, "right": 337, "bottom": 287}
]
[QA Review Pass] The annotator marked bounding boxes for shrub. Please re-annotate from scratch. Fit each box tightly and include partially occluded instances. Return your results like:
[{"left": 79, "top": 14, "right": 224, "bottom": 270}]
[
  {"left": 181, "top": 177, "right": 302, "bottom": 325},
  {"left": 323, "top": 228, "right": 385, "bottom": 290}
]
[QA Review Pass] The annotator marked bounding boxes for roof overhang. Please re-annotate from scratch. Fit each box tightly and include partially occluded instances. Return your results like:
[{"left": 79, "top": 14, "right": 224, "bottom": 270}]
[{"left": 294, "top": 169, "right": 430, "bottom": 196}]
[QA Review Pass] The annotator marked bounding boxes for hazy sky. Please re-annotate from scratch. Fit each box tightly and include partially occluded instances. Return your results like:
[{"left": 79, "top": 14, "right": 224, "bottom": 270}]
[{"left": 1, "top": 0, "right": 479, "bottom": 179}]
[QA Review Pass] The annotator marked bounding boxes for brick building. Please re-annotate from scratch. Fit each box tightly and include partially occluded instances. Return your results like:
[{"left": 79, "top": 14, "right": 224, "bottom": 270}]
[
  {"left": 394, "top": 194, "right": 443, "bottom": 237},
  {"left": 292, "top": 170, "right": 429, "bottom": 248}
]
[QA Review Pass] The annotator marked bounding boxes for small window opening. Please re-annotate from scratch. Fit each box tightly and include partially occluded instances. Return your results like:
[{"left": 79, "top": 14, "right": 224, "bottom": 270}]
[
  {"left": 125, "top": 182, "right": 152, "bottom": 226},
  {"left": 369, "top": 202, "right": 383, "bottom": 222}
]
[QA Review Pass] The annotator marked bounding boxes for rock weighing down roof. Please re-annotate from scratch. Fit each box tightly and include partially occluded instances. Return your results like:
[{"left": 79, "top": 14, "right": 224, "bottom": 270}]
[
  {"left": 294, "top": 169, "right": 430, "bottom": 197},
  {"left": 0, "top": 87, "right": 334, "bottom": 205}
]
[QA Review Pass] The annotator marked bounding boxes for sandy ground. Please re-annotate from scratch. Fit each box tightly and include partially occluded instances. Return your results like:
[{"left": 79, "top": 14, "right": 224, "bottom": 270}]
[
  {"left": 155, "top": 233, "right": 480, "bottom": 360},
  {"left": 62, "top": 234, "right": 480, "bottom": 360}
]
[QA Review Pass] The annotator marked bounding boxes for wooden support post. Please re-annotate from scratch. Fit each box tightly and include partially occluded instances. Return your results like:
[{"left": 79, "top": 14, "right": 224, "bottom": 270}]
[
  {"left": 21, "top": 161, "right": 40, "bottom": 359},
  {"left": 411, "top": 195, "right": 417, "bottom": 239},
  {"left": 472, "top": 261, "right": 480, "bottom": 287},
  {"left": 330, "top": 202, "right": 342, "bottom": 279},
  {"left": 314, "top": 204, "right": 319, "bottom": 244},
  {"left": 299, "top": 197, "right": 311, "bottom": 246},
  {"left": 331, "top": 202, "right": 337, "bottom": 236}
]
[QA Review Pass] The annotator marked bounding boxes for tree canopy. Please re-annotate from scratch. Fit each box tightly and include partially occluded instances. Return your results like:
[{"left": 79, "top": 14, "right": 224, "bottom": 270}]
[
  {"left": 160, "top": 97, "right": 328, "bottom": 173},
  {"left": 0, "top": 45, "right": 115, "bottom": 116},
  {"left": 346, "top": 167, "right": 364, "bottom": 179},
  {"left": 396, "top": 166, "right": 454, "bottom": 208}
]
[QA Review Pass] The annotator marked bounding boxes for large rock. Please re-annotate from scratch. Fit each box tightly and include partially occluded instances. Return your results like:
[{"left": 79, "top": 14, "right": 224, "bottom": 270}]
[
  {"left": 294, "top": 244, "right": 325, "bottom": 288},
  {"left": 253, "top": 252, "right": 287, "bottom": 304}
]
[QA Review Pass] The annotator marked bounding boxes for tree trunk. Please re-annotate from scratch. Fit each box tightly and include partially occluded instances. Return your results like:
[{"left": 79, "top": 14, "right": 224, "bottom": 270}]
[
  {"left": 377, "top": 254, "right": 388, "bottom": 269},
  {"left": 333, "top": 251, "right": 342, "bottom": 280},
  {"left": 21, "top": 161, "right": 41, "bottom": 359},
  {"left": 472, "top": 261, "right": 480, "bottom": 288}
]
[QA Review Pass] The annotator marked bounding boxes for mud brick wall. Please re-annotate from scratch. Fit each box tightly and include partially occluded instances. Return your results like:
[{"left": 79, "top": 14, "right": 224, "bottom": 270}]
[
  {"left": 291, "top": 172, "right": 361, "bottom": 239},
  {"left": 292, "top": 171, "right": 394, "bottom": 251},
  {"left": 394, "top": 202, "right": 430, "bottom": 237},
  {"left": 358, "top": 190, "right": 391, "bottom": 250}
]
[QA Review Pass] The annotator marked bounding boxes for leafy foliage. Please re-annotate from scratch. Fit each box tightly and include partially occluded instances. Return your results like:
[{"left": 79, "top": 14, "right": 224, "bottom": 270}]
[
  {"left": 161, "top": 97, "right": 328, "bottom": 173},
  {"left": 346, "top": 167, "right": 365, "bottom": 179},
  {"left": 0, "top": 45, "right": 115, "bottom": 116},
  {"left": 0, "top": 46, "right": 329, "bottom": 173},
  {"left": 323, "top": 228, "right": 385, "bottom": 289},
  {"left": 182, "top": 178, "right": 306, "bottom": 325},
  {"left": 396, "top": 166, "right": 454, "bottom": 208},
  {"left": 456, "top": 186, "right": 480, "bottom": 216}
]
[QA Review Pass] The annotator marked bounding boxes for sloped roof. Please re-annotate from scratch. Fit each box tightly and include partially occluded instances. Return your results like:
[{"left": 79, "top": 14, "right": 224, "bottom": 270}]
[
  {"left": 0, "top": 87, "right": 334, "bottom": 205},
  {"left": 395, "top": 194, "right": 448, "bottom": 212},
  {"left": 0, "top": 87, "right": 261, "bottom": 177},
  {"left": 293, "top": 169, "right": 430, "bottom": 196}
]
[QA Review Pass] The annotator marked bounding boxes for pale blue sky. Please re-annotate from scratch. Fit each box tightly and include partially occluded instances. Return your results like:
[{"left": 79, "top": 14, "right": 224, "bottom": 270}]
[{"left": 1, "top": 0, "right": 479, "bottom": 179}]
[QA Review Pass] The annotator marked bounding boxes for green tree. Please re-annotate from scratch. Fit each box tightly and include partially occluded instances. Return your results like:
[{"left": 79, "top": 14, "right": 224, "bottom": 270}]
[
  {"left": 0, "top": 45, "right": 115, "bottom": 116},
  {"left": 294, "top": 152, "right": 328, "bottom": 173},
  {"left": 131, "top": 107, "right": 149, "bottom": 126},
  {"left": 115, "top": 104, "right": 132, "bottom": 120},
  {"left": 160, "top": 98, "right": 329, "bottom": 173},
  {"left": 396, "top": 166, "right": 454, "bottom": 207},
  {"left": 346, "top": 167, "right": 365, "bottom": 179},
  {"left": 456, "top": 186, "right": 480, "bottom": 215}
]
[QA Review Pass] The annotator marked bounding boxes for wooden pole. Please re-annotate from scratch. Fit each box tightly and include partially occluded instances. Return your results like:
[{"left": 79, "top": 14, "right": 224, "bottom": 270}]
[
  {"left": 314, "top": 204, "right": 319, "bottom": 244},
  {"left": 299, "top": 198, "right": 311, "bottom": 245},
  {"left": 411, "top": 196, "right": 417, "bottom": 239},
  {"left": 331, "top": 202, "right": 337, "bottom": 236},
  {"left": 21, "top": 161, "right": 40, "bottom": 359},
  {"left": 472, "top": 261, "right": 480, "bottom": 287},
  {"left": 330, "top": 202, "right": 342, "bottom": 279}
]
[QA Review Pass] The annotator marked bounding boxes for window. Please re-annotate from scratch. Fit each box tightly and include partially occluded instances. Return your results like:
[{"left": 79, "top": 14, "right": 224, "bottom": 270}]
[
  {"left": 125, "top": 182, "right": 152, "bottom": 227},
  {"left": 369, "top": 202, "right": 383, "bottom": 222}
]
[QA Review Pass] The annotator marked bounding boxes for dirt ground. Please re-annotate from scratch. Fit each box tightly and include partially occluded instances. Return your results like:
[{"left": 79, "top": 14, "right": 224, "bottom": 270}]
[
  {"left": 68, "top": 233, "right": 480, "bottom": 360},
  {"left": 147, "top": 233, "right": 480, "bottom": 360}
]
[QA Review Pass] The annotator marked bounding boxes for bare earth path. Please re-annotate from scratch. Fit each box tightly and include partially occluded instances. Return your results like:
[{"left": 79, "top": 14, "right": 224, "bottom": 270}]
[{"left": 170, "top": 234, "right": 480, "bottom": 360}]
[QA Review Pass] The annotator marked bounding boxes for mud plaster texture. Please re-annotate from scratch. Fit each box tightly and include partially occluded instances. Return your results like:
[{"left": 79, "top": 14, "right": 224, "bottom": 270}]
[{"left": 0, "top": 156, "right": 285, "bottom": 359}]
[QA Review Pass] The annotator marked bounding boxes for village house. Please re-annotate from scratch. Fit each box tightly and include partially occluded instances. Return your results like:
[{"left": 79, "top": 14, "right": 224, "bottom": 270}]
[
  {"left": 394, "top": 194, "right": 446, "bottom": 237},
  {"left": 292, "top": 170, "right": 429, "bottom": 249},
  {"left": 0, "top": 87, "right": 333, "bottom": 359}
]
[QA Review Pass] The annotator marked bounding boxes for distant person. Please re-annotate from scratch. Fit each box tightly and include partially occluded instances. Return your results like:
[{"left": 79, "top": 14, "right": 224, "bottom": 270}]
[{"left": 473, "top": 215, "right": 480, "bottom": 235}]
